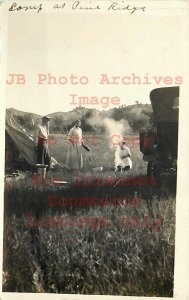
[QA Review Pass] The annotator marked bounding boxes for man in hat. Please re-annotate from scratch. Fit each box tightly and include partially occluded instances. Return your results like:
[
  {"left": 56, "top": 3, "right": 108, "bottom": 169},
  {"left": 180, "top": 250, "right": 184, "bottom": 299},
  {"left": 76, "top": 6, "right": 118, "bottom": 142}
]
[{"left": 35, "top": 115, "right": 51, "bottom": 167}]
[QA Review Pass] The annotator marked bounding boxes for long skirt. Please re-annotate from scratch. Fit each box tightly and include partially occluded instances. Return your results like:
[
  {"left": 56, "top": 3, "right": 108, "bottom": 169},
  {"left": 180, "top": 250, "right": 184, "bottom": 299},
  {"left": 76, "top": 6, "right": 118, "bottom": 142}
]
[{"left": 66, "top": 144, "right": 83, "bottom": 170}]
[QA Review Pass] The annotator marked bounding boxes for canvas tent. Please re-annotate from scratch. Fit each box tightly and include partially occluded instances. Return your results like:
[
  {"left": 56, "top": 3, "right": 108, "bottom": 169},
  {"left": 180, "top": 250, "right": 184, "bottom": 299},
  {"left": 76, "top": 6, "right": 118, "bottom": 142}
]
[
  {"left": 5, "top": 109, "right": 37, "bottom": 170},
  {"left": 5, "top": 109, "right": 68, "bottom": 172}
]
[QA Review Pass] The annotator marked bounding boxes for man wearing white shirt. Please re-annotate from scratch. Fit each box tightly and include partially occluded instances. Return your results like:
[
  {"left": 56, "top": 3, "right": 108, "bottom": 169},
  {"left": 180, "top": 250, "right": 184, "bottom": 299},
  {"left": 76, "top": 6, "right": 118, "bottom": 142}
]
[{"left": 35, "top": 115, "right": 51, "bottom": 167}]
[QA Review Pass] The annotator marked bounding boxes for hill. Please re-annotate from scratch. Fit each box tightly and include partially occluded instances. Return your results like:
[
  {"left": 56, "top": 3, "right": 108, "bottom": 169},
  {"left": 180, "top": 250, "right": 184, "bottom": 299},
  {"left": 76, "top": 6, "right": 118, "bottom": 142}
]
[{"left": 7, "top": 104, "right": 153, "bottom": 134}]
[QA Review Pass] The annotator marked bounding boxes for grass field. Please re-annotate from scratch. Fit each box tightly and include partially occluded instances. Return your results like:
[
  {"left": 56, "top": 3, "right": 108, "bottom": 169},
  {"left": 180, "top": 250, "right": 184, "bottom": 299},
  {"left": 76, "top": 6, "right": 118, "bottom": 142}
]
[
  {"left": 3, "top": 133, "right": 176, "bottom": 296},
  {"left": 47, "top": 132, "right": 144, "bottom": 171}
]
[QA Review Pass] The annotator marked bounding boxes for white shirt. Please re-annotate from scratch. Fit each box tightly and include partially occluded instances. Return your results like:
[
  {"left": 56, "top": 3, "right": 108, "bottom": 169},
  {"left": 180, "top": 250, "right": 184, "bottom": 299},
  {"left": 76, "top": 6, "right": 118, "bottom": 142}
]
[
  {"left": 115, "top": 145, "right": 132, "bottom": 168},
  {"left": 68, "top": 126, "right": 82, "bottom": 145},
  {"left": 35, "top": 124, "right": 49, "bottom": 145}
]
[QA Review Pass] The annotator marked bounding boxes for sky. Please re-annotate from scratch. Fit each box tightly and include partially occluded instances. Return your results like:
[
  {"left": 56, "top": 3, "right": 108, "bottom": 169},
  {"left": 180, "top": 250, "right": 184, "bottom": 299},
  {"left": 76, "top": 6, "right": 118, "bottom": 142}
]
[{"left": 3, "top": 6, "right": 184, "bottom": 114}]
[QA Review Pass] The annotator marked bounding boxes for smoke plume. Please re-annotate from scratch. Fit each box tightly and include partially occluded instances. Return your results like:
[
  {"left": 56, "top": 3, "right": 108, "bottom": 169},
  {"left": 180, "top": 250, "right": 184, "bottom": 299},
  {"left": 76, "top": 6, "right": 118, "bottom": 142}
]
[{"left": 87, "top": 111, "right": 133, "bottom": 148}]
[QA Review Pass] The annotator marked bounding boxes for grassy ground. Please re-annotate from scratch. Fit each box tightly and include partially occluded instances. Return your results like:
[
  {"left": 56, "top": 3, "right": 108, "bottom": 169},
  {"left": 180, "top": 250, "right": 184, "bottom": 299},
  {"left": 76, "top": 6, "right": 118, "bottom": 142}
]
[
  {"left": 48, "top": 133, "right": 145, "bottom": 173},
  {"left": 3, "top": 133, "right": 176, "bottom": 296}
]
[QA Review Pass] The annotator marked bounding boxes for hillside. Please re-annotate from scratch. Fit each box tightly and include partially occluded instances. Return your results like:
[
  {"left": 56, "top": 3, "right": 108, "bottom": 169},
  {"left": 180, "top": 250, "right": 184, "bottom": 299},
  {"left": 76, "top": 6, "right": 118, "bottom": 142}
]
[{"left": 7, "top": 104, "right": 153, "bottom": 134}]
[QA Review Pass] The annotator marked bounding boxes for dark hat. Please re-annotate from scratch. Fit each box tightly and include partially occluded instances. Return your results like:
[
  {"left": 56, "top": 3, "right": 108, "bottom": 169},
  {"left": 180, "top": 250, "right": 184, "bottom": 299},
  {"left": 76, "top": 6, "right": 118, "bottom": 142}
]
[{"left": 42, "top": 115, "right": 51, "bottom": 121}]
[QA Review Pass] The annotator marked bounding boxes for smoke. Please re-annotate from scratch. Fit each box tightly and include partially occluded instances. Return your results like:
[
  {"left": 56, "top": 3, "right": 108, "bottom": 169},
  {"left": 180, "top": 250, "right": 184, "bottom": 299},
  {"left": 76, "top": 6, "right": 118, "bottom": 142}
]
[
  {"left": 103, "top": 117, "right": 132, "bottom": 137},
  {"left": 87, "top": 111, "right": 133, "bottom": 148}
]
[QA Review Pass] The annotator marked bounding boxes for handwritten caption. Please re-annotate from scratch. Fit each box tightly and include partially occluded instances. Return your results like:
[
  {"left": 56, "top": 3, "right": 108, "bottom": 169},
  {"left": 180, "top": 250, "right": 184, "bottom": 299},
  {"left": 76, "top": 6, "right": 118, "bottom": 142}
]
[{"left": 8, "top": 1, "right": 146, "bottom": 14}]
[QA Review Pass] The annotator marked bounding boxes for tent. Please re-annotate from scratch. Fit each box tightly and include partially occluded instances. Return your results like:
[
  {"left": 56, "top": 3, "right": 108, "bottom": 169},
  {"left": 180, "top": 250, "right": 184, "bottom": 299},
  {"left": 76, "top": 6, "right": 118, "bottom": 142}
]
[
  {"left": 5, "top": 109, "right": 37, "bottom": 170},
  {"left": 5, "top": 109, "right": 68, "bottom": 172}
]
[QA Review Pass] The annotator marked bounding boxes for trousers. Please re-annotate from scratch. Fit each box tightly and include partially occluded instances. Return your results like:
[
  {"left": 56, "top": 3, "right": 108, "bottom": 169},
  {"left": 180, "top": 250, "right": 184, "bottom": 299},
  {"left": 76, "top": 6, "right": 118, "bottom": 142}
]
[{"left": 37, "top": 138, "right": 50, "bottom": 167}]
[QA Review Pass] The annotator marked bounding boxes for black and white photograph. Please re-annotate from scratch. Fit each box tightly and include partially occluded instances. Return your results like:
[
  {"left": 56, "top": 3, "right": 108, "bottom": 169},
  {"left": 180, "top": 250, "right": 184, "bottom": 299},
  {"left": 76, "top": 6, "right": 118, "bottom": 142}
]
[{"left": 1, "top": 1, "right": 189, "bottom": 299}]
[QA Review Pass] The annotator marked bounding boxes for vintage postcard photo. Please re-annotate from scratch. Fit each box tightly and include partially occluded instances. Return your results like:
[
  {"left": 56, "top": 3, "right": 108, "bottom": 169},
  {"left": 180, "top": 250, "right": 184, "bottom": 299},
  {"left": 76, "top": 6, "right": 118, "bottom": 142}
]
[{"left": 1, "top": 0, "right": 189, "bottom": 299}]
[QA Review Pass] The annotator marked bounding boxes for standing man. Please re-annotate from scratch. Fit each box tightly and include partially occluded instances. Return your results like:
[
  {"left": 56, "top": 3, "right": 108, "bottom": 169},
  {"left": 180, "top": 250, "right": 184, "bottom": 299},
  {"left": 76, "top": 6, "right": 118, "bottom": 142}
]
[
  {"left": 35, "top": 115, "right": 51, "bottom": 168},
  {"left": 66, "top": 120, "right": 90, "bottom": 170}
]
